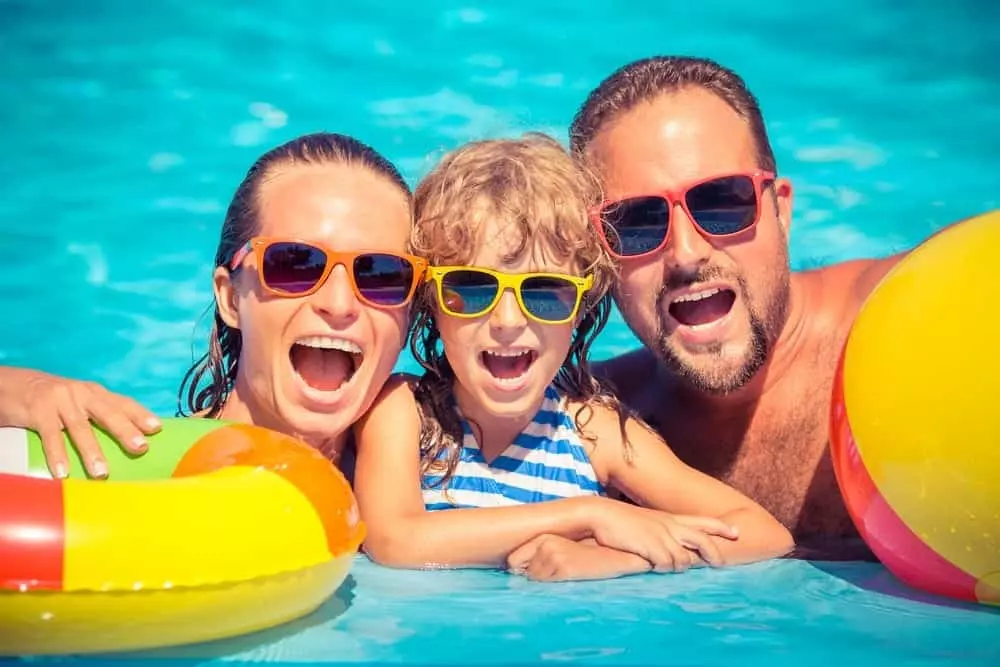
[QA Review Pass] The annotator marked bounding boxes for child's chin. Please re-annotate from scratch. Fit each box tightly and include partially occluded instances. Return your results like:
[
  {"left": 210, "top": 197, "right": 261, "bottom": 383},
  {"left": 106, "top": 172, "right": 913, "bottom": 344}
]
[{"left": 478, "top": 381, "right": 544, "bottom": 414}]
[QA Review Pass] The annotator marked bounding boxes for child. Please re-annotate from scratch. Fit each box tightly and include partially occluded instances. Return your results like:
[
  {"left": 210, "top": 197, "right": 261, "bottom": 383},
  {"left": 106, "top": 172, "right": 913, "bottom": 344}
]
[{"left": 353, "top": 133, "right": 793, "bottom": 581}]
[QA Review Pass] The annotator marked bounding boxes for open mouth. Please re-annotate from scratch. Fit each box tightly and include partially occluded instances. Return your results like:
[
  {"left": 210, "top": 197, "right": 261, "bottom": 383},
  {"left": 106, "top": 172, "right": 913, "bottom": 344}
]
[
  {"left": 481, "top": 349, "right": 538, "bottom": 383},
  {"left": 290, "top": 336, "right": 363, "bottom": 393},
  {"left": 668, "top": 287, "right": 737, "bottom": 327}
]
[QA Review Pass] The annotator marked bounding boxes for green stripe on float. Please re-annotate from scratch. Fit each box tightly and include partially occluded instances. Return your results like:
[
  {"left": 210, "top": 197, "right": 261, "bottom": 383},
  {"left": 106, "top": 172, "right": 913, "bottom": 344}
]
[{"left": 23, "top": 418, "right": 235, "bottom": 481}]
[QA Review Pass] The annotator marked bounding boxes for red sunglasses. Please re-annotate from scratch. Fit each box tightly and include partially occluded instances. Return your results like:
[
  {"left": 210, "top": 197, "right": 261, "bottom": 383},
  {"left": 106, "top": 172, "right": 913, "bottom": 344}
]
[{"left": 591, "top": 170, "right": 776, "bottom": 259}]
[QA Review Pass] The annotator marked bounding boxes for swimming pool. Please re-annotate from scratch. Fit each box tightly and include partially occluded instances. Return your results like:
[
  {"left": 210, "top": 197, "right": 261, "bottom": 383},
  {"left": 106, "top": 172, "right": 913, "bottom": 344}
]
[{"left": 1, "top": 0, "right": 999, "bottom": 663}]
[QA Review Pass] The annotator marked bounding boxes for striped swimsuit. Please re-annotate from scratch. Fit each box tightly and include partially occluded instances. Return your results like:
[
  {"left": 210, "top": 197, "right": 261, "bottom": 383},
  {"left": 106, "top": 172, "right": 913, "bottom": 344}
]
[{"left": 421, "top": 385, "right": 606, "bottom": 510}]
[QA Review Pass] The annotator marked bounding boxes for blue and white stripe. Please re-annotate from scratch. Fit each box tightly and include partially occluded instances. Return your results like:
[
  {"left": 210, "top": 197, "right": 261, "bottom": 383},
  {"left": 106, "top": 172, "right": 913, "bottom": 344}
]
[{"left": 422, "top": 385, "right": 605, "bottom": 510}]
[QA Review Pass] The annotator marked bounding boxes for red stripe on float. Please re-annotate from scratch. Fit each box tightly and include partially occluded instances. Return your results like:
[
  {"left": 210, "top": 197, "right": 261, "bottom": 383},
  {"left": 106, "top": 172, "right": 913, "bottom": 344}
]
[
  {"left": 831, "top": 346, "right": 977, "bottom": 603},
  {"left": 0, "top": 473, "right": 65, "bottom": 591},
  {"left": 830, "top": 347, "right": 878, "bottom": 522},
  {"left": 864, "top": 486, "right": 978, "bottom": 603}
]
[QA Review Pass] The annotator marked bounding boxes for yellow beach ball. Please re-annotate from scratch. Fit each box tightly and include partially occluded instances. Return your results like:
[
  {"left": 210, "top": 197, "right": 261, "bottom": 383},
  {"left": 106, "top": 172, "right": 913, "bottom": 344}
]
[{"left": 831, "top": 208, "right": 1000, "bottom": 606}]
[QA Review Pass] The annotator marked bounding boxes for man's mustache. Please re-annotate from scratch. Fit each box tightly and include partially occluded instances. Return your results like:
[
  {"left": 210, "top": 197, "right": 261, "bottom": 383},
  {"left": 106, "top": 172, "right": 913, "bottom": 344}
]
[{"left": 657, "top": 265, "right": 737, "bottom": 305}]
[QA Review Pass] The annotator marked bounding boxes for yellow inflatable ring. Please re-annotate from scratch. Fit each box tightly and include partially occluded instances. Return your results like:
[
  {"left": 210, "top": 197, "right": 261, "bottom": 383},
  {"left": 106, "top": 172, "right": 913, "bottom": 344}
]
[{"left": 0, "top": 418, "right": 365, "bottom": 656}]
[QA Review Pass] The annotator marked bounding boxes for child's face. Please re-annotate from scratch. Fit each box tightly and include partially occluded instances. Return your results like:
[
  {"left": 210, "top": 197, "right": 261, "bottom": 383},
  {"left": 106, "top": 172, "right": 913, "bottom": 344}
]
[{"left": 435, "top": 218, "right": 584, "bottom": 424}]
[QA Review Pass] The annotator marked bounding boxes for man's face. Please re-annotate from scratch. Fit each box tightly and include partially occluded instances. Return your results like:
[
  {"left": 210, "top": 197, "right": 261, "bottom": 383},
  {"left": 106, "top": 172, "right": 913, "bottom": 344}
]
[{"left": 587, "top": 87, "right": 794, "bottom": 394}]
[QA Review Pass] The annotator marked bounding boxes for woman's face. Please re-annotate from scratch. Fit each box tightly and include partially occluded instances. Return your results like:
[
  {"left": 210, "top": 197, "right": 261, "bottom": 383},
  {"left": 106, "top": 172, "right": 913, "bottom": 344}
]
[{"left": 215, "top": 163, "right": 412, "bottom": 447}]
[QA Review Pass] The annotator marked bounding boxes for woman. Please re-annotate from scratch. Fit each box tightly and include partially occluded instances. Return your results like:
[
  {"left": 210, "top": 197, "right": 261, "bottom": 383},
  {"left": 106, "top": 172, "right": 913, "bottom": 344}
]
[{"left": 0, "top": 131, "right": 421, "bottom": 479}]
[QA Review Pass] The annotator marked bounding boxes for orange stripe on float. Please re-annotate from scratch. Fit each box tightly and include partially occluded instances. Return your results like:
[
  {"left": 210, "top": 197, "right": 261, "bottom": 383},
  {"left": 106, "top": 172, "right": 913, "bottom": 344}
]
[
  {"left": 172, "top": 424, "right": 362, "bottom": 555},
  {"left": 0, "top": 474, "right": 64, "bottom": 591}
]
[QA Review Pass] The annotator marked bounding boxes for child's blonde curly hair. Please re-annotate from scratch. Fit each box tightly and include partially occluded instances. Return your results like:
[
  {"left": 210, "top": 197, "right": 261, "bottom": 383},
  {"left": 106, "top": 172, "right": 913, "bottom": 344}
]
[{"left": 408, "top": 132, "right": 632, "bottom": 487}]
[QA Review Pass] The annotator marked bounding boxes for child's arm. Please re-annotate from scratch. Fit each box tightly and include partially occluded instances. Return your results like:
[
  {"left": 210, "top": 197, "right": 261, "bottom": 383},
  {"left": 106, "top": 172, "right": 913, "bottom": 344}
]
[
  {"left": 585, "top": 405, "right": 795, "bottom": 566},
  {"left": 507, "top": 534, "right": 653, "bottom": 582},
  {"left": 352, "top": 376, "right": 730, "bottom": 570}
]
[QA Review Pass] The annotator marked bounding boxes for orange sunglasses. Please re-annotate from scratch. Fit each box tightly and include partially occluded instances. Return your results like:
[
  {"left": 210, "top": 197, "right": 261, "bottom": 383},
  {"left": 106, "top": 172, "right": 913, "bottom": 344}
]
[{"left": 230, "top": 237, "right": 427, "bottom": 308}]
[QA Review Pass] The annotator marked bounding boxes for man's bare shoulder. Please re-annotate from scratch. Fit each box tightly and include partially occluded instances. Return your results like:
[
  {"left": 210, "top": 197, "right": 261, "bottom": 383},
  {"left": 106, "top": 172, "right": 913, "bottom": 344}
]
[{"left": 795, "top": 255, "right": 903, "bottom": 324}]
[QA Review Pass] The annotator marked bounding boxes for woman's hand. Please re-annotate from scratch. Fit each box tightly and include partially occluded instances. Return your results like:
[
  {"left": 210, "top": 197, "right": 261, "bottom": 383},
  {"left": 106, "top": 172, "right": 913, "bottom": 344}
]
[{"left": 0, "top": 367, "right": 160, "bottom": 478}]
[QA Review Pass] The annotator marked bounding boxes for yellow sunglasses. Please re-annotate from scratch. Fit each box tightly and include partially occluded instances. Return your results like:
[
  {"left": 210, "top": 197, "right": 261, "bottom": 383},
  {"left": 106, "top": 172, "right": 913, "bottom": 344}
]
[{"left": 425, "top": 266, "right": 594, "bottom": 325}]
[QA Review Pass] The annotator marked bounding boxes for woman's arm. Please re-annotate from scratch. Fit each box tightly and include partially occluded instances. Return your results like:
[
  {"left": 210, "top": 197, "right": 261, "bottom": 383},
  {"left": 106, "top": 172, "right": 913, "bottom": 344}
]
[{"left": 0, "top": 366, "right": 160, "bottom": 478}]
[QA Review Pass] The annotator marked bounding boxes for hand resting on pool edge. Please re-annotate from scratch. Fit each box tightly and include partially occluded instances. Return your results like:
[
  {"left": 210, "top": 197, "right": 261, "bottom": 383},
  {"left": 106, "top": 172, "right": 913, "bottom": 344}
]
[
  {"left": 0, "top": 366, "right": 162, "bottom": 478},
  {"left": 507, "top": 535, "right": 655, "bottom": 582}
]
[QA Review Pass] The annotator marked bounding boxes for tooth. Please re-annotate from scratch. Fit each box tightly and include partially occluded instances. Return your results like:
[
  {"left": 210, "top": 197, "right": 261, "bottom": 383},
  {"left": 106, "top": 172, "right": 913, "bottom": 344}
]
[
  {"left": 486, "top": 350, "right": 531, "bottom": 358},
  {"left": 297, "top": 336, "right": 362, "bottom": 354},
  {"left": 674, "top": 288, "right": 721, "bottom": 303}
]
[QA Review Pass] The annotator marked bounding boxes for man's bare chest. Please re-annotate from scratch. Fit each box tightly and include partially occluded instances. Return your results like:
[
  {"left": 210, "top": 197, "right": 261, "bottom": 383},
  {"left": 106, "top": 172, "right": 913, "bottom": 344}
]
[{"left": 645, "top": 383, "right": 838, "bottom": 530}]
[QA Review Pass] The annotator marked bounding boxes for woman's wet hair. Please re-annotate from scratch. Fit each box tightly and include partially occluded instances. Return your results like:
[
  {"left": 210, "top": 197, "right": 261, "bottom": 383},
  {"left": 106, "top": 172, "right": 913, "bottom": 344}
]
[
  {"left": 408, "top": 132, "right": 633, "bottom": 488},
  {"left": 177, "top": 132, "right": 410, "bottom": 417}
]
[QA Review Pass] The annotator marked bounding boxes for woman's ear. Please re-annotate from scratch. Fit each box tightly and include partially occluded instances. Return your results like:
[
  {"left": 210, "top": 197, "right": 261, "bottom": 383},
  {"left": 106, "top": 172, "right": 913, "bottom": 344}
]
[{"left": 214, "top": 266, "right": 240, "bottom": 329}]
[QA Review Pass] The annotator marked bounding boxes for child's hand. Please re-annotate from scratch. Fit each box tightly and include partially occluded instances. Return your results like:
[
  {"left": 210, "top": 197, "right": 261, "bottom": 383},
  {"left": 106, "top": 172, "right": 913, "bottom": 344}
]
[
  {"left": 507, "top": 534, "right": 652, "bottom": 582},
  {"left": 590, "top": 502, "right": 739, "bottom": 572}
]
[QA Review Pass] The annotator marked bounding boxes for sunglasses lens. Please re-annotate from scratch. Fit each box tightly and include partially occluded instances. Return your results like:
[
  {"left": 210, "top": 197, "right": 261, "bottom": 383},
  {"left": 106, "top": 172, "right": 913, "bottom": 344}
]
[
  {"left": 261, "top": 242, "right": 328, "bottom": 294},
  {"left": 353, "top": 253, "right": 416, "bottom": 306},
  {"left": 439, "top": 270, "right": 500, "bottom": 315},
  {"left": 521, "top": 276, "right": 580, "bottom": 322},
  {"left": 687, "top": 175, "right": 758, "bottom": 235},
  {"left": 599, "top": 196, "right": 670, "bottom": 257}
]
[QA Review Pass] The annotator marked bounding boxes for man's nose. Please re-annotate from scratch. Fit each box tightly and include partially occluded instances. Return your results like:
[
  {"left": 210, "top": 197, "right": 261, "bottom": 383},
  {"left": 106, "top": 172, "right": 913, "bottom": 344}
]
[{"left": 663, "top": 205, "right": 713, "bottom": 271}]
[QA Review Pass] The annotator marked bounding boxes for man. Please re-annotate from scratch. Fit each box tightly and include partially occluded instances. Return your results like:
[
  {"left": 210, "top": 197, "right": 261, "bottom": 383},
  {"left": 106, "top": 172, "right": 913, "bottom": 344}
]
[{"left": 569, "top": 56, "right": 912, "bottom": 557}]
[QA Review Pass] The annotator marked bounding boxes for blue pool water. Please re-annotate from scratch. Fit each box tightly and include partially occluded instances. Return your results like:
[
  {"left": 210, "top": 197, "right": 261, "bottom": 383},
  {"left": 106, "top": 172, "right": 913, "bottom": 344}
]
[
  {"left": 5, "top": 558, "right": 999, "bottom": 666},
  {"left": 1, "top": 0, "right": 999, "bottom": 664}
]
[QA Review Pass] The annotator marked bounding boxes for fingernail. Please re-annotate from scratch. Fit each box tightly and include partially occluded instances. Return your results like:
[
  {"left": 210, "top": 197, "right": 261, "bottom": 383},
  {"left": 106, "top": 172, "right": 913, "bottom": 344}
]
[
  {"left": 145, "top": 417, "right": 161, "bottom": 430},
  {"left": 131, "top": 435, "right": 148, "bottom": 451},
  {"left": 54, "top": 462, "right": 68, "bottom": 479},
  {"left": 92, "top": 460, "right": 108, "bottom": 478}
]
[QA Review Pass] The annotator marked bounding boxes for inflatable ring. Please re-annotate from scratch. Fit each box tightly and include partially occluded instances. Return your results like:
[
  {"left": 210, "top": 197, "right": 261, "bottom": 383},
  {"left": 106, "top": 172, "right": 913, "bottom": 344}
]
[
  {"left": 831, "top": 209, "right": 1000, "bottom": 607},
  {"left": 0, "top": 418, "right": 366, "bottom": 656}
]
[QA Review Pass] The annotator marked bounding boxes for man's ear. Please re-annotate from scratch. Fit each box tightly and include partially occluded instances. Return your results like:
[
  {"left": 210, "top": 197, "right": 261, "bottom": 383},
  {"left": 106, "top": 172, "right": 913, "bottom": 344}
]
[
  {"left": 773, "top": 177, "right": 793, "bottom": 235},
  {"left": 214, "top": 266, "right": 240, "bottom": 329}
]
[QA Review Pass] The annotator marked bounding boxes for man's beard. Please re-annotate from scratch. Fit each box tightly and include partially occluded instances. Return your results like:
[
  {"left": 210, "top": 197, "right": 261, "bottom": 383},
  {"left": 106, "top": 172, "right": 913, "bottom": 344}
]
[{"left": 651, "top": 265, "right": 789, "bottom": 395}]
